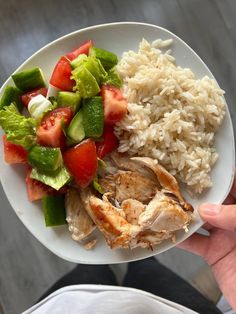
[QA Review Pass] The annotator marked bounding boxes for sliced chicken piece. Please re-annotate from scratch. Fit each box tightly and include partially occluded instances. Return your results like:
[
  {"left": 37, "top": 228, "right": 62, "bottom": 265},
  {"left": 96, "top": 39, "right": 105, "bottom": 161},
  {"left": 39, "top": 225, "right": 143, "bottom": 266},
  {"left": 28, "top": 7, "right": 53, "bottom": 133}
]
[
  {"left": 80, "top": 188, "right": 189, "bottom": 249},
  {"left": 121, "top": 199, "right": 145, "bottom": 224},
  {"left": 111, "top": 151, "right": 142, "bottom": 172},
  {"left": 111, "top": 151, "right": 158, "bottom": 183},
  {"left": 102, "top": 192, "right": 126, "bottom": 218},
  {"left": 65, "top": 188, "right": 96, "bottom": 245},
  {"left": 99, "top": 171, "right": 157, "bottom": 203},
  {"left": 130, "top": 230, "right": 174, "bottom": 249},
  {"left": 97, "top": 156, "right": 119, "bottom": 177},
  {"left": 80, "top": 189, "right": 141, "bottom": 249},
  {"left": 98, "top": 175, "right": 116, "bottom": 198},
  {"left": 78, "top": 153, "right": 193, "bottom": 250},
  {"left": 138, "top": 191, "right": 192, "bottom": 233},
  {"left": 115, "top": 171, "right": 157, "bottom": 203},
  {"left": 131, "top": 157, "right": 194, "bottom": 212}
]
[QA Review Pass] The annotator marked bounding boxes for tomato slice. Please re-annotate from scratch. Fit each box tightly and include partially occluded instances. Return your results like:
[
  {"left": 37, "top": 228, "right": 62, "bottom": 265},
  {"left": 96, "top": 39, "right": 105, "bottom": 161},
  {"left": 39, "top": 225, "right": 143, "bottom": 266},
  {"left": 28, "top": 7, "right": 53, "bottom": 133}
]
[
  {"left": 49, "top": 41, "right": 93, "bottom": 90},
  {"left": 66, "top": 40, "right": 93, "bottom": 61},
  {"left": 25, "top": 169, "right": 67, "bottom": 201},
  {"left": 63, "top": 139, "right": 98, "bottom": 188},
  {"left": 100, "top": 85, "right": 127, "bottom": 124},
  {"left": 49, "top": 56, "right": 75, "bottom": 91},
  {"left": 21, "top": 87, "right": 48, "bottom": 107},
  {"left": 96, "top": 125, "right": 119, "bottom": 159},
  {"left": 26, "top": 171, "right": 53, "bottom": 201},
  {"left": 3, "top": 135, "right": 28, "bottom": 164},
  {"left": 36, "top": 107, "right": 73, "bottom": 148}
]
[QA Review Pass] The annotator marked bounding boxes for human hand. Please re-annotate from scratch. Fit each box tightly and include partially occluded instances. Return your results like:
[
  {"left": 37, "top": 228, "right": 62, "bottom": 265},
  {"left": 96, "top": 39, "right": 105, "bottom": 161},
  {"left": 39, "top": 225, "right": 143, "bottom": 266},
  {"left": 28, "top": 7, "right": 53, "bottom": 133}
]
[{"left": 178, "top": 177, "right": 236, "bottom": 311}]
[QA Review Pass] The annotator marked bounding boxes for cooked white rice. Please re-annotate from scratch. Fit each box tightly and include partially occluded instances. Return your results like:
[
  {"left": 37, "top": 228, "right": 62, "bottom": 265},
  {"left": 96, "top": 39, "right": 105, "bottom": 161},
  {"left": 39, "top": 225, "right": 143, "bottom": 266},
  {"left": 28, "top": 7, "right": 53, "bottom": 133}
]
[{"left": 115, "top": 39, "right": 225, "bottom": 193}]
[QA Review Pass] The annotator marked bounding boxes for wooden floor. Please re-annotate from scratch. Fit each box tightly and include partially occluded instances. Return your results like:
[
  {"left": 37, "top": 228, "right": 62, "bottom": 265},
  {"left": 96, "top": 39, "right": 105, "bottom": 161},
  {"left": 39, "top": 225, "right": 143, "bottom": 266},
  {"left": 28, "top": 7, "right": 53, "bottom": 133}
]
[{"left": 0, "top": 0, "right": 236, "bottom": 313}]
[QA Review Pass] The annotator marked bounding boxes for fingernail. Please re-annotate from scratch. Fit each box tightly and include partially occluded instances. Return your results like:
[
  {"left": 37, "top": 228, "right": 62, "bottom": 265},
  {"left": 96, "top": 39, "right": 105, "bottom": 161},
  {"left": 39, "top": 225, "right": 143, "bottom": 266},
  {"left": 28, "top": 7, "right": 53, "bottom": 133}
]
[{"left": 199, "top": 203, "right": 221, "bottom": 216}]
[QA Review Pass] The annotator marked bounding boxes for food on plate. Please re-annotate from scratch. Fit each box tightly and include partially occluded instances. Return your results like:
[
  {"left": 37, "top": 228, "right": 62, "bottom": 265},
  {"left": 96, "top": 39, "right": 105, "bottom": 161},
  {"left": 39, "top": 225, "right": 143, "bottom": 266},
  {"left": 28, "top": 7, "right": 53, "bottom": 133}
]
[
  {"left": 63, "top": 139, "right": 98, "bottom": 188},
  {"left": 115, "top": 39, "right": 225, "bottom": 193},
  {"left": 3, "top": 134, "right": 28, "bottom": 164},
  {"left": 21, "top": 87, "right": 48, "bottom": 108},
  {"left": 0, "top": 38, "right": 225, "bottom": 250},
  {"left": 36, "top": 107, "right": 73, "bottom": 148},
  {"left": 101, "top": 85, "right": 127, "bottom": 124},
  {"left": 75, "top": 151, "right": 193, "bottom": 249},
  {"left": 65, "top": 188, "right": 96, "bottom": 248},
  {"left": 57, "top": 91, "right": 81, "bottom": 112},
  {"left": 12, "top": 67, "right": 46, "bottom": 92},
  {"left": 0, "top": 86, "right": 23, "bottom": 111},
  {"left": 96, "top": 124, "right": 119, "bottom": 159}
]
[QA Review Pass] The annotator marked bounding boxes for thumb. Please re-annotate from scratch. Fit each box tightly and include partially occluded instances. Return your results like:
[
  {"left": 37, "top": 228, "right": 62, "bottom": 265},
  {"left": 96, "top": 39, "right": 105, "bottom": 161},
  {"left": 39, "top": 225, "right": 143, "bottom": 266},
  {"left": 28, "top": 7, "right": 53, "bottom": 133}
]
[{"left": 199, "top": 203, "right": 236, "bottom": 231}]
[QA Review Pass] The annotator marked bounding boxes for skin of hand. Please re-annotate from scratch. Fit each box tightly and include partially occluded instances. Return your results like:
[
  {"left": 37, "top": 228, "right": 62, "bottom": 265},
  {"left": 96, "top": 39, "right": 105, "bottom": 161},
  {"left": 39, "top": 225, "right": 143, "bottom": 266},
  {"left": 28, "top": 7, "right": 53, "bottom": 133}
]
[{"left": 178, "top": 176, "right": 236, "bottom": 311}]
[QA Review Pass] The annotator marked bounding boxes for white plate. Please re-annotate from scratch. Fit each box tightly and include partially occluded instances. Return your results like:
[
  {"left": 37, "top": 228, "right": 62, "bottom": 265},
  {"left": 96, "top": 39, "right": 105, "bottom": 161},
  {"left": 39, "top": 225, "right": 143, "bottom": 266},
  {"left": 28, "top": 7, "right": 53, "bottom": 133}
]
[{"left": 0, "top": 22, "right": 235, "bottom": 264}]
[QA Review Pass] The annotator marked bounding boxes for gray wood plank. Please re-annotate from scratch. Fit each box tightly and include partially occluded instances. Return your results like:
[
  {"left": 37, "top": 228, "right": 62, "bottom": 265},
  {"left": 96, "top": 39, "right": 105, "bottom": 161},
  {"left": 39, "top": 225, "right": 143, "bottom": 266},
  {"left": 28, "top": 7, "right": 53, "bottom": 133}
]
[
  {"left": 0, "top": 0, "right": 236, "bottom": 313},
  {"left": 0, "top": 187, "right": 74, "bottom": 313}
]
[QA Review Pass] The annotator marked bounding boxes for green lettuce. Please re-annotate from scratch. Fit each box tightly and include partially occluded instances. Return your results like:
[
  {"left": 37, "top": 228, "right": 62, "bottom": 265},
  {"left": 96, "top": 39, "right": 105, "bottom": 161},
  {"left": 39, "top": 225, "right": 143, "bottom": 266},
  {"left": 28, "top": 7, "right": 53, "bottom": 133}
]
[
  {"left": 47, "top": 97, "right": 58, "bottom": 112},
  {"left": 30, "top": 166, "right": 71, "bottom": 190},
  {"left": 103, "top": 67, "right": 122, "bottom": 88},
  {"left": 0, "top": 104, "right": 36, "bottom": 149}
]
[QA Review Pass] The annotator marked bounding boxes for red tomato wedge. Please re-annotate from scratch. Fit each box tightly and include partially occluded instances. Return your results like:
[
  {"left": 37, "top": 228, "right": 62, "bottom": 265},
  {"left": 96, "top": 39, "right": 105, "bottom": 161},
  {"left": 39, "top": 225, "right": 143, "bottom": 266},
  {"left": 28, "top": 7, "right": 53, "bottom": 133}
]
[
  {"left": 96, "top": 125, "right": 119, "bottom": 159},
  {"left": 63, "top": 139, "right": 98, "bottom": 188},
  {"left": 100, "top": 85, "right": 127, "bottom": 124},
  {"left": 26, "top": 171, "right": 53, "bottom": 201},
  {"left": 25, "top": 169, "right": 67, "bottom": 202},
  {"left": 21, "top": 87, "right": 48, "bottom": 107},
  {"left": 36, "top": 107, "right": 73, "bottom": 149},
  {"left": 66, "top": 40, "right": 93, "bottom": 61},
  {"left": 49, "top": 56, "right": 75, "bottom": 91},
  {"left": 3, "top": 135, "right": 27, "bottom": 164}
]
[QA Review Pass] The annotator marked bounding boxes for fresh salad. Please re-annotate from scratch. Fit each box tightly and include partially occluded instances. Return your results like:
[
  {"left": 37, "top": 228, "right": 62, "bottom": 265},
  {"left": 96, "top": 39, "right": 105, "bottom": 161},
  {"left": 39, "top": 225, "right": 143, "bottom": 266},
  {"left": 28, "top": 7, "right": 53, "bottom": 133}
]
[{"left": 0, "top": 40, "right": 127, "bottom": 227}]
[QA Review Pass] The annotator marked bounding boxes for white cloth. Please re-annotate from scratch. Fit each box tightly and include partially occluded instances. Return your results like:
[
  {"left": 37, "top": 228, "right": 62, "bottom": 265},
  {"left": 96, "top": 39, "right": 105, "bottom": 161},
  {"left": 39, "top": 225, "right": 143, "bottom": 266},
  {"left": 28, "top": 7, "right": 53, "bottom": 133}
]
[
  {"left": 217, "top": 296, "right": 235, "bottom": 314},
  {"left": 23, "top": 284, "right": 198, "bottom": 314}
]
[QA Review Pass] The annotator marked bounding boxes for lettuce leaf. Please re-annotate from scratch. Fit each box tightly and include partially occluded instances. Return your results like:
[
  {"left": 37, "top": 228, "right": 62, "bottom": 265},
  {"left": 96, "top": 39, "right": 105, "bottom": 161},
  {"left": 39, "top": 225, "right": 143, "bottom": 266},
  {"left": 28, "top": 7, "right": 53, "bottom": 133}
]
[
  {"left": 71, "top": 66, "right": 100, "bottom": 98},
  {"left": 46, "top": 97, "right": 58, "bottom": 113},
  {"left": 0, "top": 104, "right": 36, "bottom": 149},
  {"left": 30, "top": 166, "right": 71, "bottom": 190},
  {"left": 102, "top": 67, "right": 122, "bottom": 88}
]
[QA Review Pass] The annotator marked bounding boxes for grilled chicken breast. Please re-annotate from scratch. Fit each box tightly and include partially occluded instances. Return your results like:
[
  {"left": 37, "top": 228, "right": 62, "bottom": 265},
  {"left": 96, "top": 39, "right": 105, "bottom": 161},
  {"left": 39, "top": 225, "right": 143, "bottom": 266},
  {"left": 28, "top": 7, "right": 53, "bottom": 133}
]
[
  {"left": 80, "top": 189, "right": 141, "bottom": 249},
  {"left": 99, "top": 171, "right": 157, "bottom": 203},
  {"left": 68, "top": 152, "right": 194, "bottom": 250},
  {"left": 65, "top": 188, "right": 96, "bottom": 249}
]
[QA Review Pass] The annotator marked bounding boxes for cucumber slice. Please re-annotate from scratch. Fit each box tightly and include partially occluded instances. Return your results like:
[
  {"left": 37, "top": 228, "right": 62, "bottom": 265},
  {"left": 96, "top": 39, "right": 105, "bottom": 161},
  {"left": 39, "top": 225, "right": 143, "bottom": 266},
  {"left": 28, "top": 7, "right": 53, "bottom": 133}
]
[
  {"left": 28, "top": 146, "right": 62, "bottom": 173},
  {"left": 12, "top": 67, "right": 46, "bottom": 92},
  {"left": 66, "top": 137, "right": 78, "bottom": 147},
  {"left": 42, "top": 195, "right": 66, "bottom": 227},
  {"left": 67, "top": 110, "right": 85, "bottom": 143},
  {"left": 30, "top": 166, "right": 71, "bottom": 190},
  {"left": 82, "top": 97, "right": 104, "bottom": 138},
  {"left": 71, "top": 66, "right": 100, "bottom": 98},
  {"left": 0, "top": 86, "right": 23, "bottom": 111},
  {"left": 57, "top": 91, "right": 81, "bottom": 112},
  {"left": 89, "top": 47, "right": 118, "bottom": 70}
]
